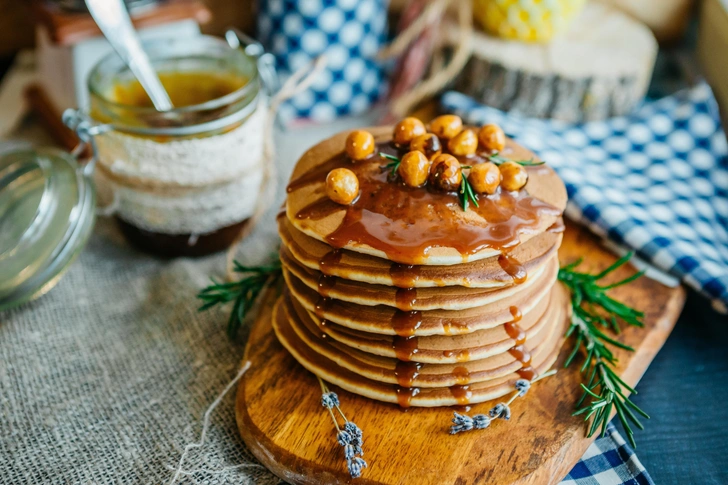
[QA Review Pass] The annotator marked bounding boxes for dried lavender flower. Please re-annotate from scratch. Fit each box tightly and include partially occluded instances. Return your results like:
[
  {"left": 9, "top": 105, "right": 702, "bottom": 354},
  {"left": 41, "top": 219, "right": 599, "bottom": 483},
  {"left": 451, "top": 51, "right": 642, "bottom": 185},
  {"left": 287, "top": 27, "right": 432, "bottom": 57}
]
[
  {"left": 489, "top": 403, "right": 511, "bottom": 421},
  {"left": 344, "top": 444, "right": 356, "bottom": 460},
  {"left": 450, "top": 412, "right": 474, "bottom": 434},
  {"left": 347, "top": 456, "right": 367, "bottom": 478},
  {"left": 473, "top": 414, "right": 491, "bottom": 429},
  {"left": 515, "top": 379, "right": 531, "bottom": 397},
  {"left": 344, "top": 421, "right": 363, "bottom": 438},
  {"left": 321, "top": 392, "right": 340, "bottom": 409},
  {"left": 337, "top": 430, "right": 352, "bottom": 446}
]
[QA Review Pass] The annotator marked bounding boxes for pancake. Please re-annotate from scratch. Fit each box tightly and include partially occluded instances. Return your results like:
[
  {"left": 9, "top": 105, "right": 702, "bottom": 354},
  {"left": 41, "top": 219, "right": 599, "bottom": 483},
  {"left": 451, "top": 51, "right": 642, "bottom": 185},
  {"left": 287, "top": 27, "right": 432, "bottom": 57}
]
[
  {"left": 297, "top": 286, "right": 563, "bottom": 363},
  {"left": 282, "top": 291, "right": 564, "bottom": 388},
  {"left": 279, "top": 212, "right": 564, "bottom": 288},
  {"left": 288, "top": 286, "right": 562, "bottom": 365},
  {"left": 285, "top": 127, "right": 567, "bottom": 265},
  {"left": 273, "top": 295, "right": 568, "bottom": 407},
  {"left": 284, "top": 258, "right": 555, "bottom": 336},
  {"left": 281, "top": 247, "right": 559, "bottom": 311}
]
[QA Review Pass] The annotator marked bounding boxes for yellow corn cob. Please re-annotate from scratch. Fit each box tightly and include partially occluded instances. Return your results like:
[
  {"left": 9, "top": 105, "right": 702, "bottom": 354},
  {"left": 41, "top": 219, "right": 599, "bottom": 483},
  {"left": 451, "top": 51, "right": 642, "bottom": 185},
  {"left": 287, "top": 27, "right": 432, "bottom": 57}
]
[{"left": 474, "top": 0, "right": 587, "bottom": 43}]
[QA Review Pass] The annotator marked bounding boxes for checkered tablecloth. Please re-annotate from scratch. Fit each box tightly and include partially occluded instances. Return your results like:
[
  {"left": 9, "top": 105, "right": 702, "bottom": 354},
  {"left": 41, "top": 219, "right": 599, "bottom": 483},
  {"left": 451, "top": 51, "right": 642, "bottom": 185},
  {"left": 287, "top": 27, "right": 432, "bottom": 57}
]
[
  {"left": 562, "top": 424, "right": 653, "bottom": 485},
  {"left": 442, "top": 82, "right": 728, "bottom": 313}
]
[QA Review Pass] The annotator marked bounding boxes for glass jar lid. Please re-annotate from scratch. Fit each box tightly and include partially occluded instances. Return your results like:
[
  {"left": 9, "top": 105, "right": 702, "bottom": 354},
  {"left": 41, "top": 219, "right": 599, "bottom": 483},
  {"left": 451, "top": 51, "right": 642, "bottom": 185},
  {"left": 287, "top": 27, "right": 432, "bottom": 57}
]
[{"left": 0, "top": 148, "right": 96, "bottom": 310}]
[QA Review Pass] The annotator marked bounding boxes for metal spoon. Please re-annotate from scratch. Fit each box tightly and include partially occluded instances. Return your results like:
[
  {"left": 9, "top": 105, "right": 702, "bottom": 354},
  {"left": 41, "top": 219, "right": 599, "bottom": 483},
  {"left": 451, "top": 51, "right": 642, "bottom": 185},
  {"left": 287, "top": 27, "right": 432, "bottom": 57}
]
[{"left": 85, "top": 0, "right": 174, "bottom": 111}]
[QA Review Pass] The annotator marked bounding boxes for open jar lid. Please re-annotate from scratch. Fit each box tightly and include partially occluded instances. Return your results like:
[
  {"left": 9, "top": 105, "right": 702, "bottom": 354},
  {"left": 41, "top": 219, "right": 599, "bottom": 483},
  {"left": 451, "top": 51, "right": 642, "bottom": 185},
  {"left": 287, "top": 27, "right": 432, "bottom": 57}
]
[{"left": 0, "top": 148, "right": 96, "bottom": 310}]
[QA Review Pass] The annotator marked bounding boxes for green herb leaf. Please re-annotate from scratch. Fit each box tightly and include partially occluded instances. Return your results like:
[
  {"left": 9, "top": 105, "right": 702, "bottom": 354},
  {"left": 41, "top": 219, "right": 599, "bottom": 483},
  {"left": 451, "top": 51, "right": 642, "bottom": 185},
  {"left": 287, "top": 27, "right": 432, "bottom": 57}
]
[
  {"left": 558, "top": 253, "right": 647, "bottom": 448},
  {"left": 488, "top": 151, "right": 545, "bottom": 166},
  {"left": 458, "top": 172, "right": 479, "bottom": 211},
  {"left": 379, "top": 152, "right": 401, "bottom": 181},
  {"left": 198, "top": 255, "right": 282, "bottom": 338}
]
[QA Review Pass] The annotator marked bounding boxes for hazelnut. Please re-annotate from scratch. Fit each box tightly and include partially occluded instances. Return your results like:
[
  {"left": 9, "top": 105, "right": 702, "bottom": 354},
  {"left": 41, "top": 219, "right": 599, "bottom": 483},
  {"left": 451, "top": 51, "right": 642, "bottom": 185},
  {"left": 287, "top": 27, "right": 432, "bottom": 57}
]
[
  {"left": 410, "top": 133, "right": 442, "bottom": 160},
  {"left": 429, "top": 114, "right": 463, "bottom": 140},
  {"left": 448, "top": 129, "right": 478, "bottom": 157},
  {"left": 326, "top": 168, "right": 359, "bottom": 205},
  {"left": 429, "top": 154, "right": 462, "bottom": 192},
  {"left": 345, "top": 130, "right": 375, "bottom": 161},
  {"left": 398, "top": 151, "right": 430, "bottom": 187},
  {"left": 393, "top": 117, "right": 426, "bottom": 146},
  {"left": 468, "top": 162, "right": 501, "bottom": 195},
  {"left": 499, "top": 161, "right": 528, "bottom": 191},
  {"left": 478, "top": 124, "right": 506, "bottom": 152}
]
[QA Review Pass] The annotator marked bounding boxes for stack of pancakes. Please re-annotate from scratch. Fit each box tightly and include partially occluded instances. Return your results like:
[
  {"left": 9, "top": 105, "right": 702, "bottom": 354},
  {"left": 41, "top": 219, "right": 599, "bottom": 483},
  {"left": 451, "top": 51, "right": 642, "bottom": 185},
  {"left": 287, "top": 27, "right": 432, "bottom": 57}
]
[{"left": 274, "top": 127, "right": 569, "bottom": 407}]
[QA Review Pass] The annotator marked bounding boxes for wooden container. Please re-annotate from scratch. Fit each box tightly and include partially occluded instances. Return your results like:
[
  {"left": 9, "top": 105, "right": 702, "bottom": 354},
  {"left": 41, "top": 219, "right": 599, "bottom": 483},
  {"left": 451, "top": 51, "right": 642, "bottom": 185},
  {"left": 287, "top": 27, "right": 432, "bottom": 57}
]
[{"left": 698, "top": 0, "right": 728, "bottom": 125}]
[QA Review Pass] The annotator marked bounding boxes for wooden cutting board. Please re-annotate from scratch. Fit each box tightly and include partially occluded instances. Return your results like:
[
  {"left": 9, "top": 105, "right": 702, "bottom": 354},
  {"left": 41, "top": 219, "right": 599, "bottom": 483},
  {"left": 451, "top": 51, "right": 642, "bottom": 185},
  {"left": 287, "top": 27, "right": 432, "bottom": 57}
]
[{"left": 235, "top": 221, "right": 685, "bottom": 485}]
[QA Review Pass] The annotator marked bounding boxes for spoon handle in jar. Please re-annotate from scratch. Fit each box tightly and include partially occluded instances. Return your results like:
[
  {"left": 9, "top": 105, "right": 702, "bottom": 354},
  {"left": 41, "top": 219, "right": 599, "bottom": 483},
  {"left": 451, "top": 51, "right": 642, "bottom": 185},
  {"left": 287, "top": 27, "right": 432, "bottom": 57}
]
[{"left": 85, "top": 0, "right": 174, "bottom": 112}]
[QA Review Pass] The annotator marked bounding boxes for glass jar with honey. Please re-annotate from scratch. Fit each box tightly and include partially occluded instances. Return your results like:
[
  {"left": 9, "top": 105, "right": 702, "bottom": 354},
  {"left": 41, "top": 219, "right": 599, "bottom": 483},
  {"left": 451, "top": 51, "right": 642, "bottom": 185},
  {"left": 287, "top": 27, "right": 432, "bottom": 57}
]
[{"left": 78, "top": 33, "right": 275, "bottom": 257}]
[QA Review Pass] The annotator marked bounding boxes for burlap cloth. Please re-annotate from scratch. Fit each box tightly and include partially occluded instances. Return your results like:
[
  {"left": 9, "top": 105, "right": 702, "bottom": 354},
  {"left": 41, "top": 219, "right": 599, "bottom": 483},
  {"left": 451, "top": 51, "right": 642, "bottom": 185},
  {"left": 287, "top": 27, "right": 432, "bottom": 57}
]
[{"left": 0, "top": 117, "right": 372, "bottom": 485}]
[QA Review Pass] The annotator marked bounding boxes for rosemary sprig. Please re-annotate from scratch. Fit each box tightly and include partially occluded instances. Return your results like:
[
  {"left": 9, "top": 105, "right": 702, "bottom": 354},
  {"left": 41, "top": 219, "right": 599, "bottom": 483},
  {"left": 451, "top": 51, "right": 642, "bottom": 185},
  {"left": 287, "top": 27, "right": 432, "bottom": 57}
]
[
  {"left": 459, "top": 165, "right": 479, "bottom": 211},
  {"left": 198, "top": 258, "right": 282, "bottom": 338},
  {"left": 558, "top": 252, "right": 647, "bottom": 448},
  {"left": 487, "top": 151, "right": 544, "bottom": 166},
  {"left": 379, "top": 152, "right": 401, "bottom": 181}
]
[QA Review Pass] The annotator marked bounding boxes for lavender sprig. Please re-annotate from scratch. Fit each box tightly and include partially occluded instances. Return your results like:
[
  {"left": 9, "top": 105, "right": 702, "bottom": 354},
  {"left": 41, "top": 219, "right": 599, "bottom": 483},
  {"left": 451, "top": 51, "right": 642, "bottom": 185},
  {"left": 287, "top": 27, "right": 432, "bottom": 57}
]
[
  {"left": 319, "top": 377, "right": 367, "bottom": 478},
  {"left": 450, "top": 370, "right": 556, "bottom": 435}
]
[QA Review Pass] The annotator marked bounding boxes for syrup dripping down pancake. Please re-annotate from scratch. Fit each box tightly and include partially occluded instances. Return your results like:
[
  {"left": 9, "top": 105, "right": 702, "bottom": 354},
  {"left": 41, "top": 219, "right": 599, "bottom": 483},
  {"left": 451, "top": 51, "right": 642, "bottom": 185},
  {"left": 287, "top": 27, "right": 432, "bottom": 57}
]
[
  {"left": 281, "top": 247, "right": 559, "bottom": 311},
  {"left": 279, "top": 213, "right": 564, "bottom": 288},
  {"left": 281, "top": 291, "right": 563, "bottom": 388},
  {"left": 285, "top": 127, "right": 567, "bottom": 266},
  {"left": 272, "top": 295, "right": 569, "bottom": 407},
  {"left": 283, "top": 258, "right": 556, "bottom": 336},
  {"left": 295, "top": 286, "right": 561, "bottom": 363},
  {"left": 287, "top": 288, "right": 562, "bottom": 367}
]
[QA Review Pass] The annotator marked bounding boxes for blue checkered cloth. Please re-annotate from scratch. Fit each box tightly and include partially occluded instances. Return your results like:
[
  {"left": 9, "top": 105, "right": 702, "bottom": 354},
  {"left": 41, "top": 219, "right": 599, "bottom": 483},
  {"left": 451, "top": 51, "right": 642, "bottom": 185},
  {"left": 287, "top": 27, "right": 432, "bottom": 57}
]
[
  {"left": 257, "top": 0, "right": 388, "bottom": 124},
  {"left": 442, "top": 82, "right": 728, "bottom": 312},
  {"left": 562, "top": 423, "right": 654, "bottom": 484}
]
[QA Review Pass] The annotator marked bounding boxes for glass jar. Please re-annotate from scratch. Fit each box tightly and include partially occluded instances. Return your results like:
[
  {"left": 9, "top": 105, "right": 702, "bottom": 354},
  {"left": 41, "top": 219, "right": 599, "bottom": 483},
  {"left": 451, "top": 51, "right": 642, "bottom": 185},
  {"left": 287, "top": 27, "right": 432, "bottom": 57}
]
[
  {"left": 80, "top": 33, "right": 275, "bottom": 257},
  {"left": 0, "top": 148, "right": 95, "bottom": 310}
]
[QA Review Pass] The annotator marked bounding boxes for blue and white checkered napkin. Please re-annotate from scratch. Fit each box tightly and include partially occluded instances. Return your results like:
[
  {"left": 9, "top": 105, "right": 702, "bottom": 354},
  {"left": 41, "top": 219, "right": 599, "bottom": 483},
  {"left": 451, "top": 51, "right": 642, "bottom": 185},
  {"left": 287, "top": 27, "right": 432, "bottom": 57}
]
[
  {"left": 442, "top": 82, "right": 728, "bottom": 312},
  {"left": 562, "top": 423, "right": 653, "bottom": 485}
]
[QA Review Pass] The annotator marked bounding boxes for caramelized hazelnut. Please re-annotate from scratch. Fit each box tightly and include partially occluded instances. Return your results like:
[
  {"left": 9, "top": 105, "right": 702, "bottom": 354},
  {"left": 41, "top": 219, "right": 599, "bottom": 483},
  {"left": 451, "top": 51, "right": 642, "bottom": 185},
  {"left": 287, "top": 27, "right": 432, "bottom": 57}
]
[
  {"left": 345, "top": 130, "right": 375, "bottom": 161},
  {"left": 398, "top": 151, "right": 430, "bottom": 187},
  {"left": 499, "top": 161, "right": 528, "bottom": 191},
  {"left": 468, "top": 162, "right": 501, "bottom": 195},
  {"left": 429, "top": 114, "right": 463, "bottom": 139},
  {"left": 478, "top": 124, "right": 506, "bottom": 152},
  {"left": 326, "top": 168, "right": 359, "bottom": 205},
  {"left": 448, "top": 129, "right": 478, "bottom": 156},
  {"left": 429, "top": 154, "right": 462, "bottom": 192},
  {"left": 393, "top": 117, "right": 426, "bottom": 146},
  {"left": 410, "top": 133, "right": 442, "bottom": 160}
]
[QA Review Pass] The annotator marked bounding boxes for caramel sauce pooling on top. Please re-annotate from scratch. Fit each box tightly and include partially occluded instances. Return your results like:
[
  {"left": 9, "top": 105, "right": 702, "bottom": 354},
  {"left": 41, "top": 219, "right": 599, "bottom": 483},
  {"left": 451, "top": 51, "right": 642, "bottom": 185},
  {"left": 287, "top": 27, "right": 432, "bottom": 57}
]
[{"left": 289, "top": 141, "right": 560, "bottom": 265}]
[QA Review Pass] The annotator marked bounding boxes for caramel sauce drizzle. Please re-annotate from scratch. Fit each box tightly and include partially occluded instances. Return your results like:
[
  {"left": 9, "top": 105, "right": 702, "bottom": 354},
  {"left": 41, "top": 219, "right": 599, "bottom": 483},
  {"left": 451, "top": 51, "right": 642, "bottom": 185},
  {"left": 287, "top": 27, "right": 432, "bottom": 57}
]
[
  {"left": 452, "top": 366, "right": 470, "bottom": 385},
  {"left": 317, "top": 274, "right": 337, "bottom": 297},
  {"left": 449, "top": 384, "right": 472, "bottom": 405},
  {"left": 503, "top": 306, "right": 537, "bottom": 380},
  {"left": 394, "top": 361, "right": 422, "bottom": 387},
  {"left": 442, "top": 349, "right": 471, "bottom": 362},
  {"left": 498, "top": 253, "right": 527, "bottom": 285},
  {"left": 288, "top": 143, "right": 560, "bottom": 265},
  {"left": 396, "top": 386, "right": 420, "bottom": 408},
  {"left": 319, "top": 249, "right": 343, "bottom": 275},
  {"left": 391, "top": 310, "right": 423, "bottom": 337},
  {"left": 389, "top": 263, "right": 421, "bottom": 288},
  {"left": 392, "top": 336, "right": 419, "bottom": 361},
  {"left": 314, "top": 296, "right": 331, "bottom": 318},
  {"left": 395, "top": 287, "right": 418, "bottom": 311}
]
